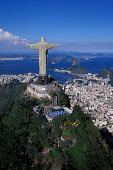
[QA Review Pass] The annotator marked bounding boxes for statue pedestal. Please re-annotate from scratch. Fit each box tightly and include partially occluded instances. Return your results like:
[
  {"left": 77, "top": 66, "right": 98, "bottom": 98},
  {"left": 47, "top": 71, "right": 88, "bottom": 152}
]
[
  {"left": 27, "top": 79, "right": 61, "bottom": 99},
  {"left": 37, "top": 74, "right": 49, "bottom": 84}
]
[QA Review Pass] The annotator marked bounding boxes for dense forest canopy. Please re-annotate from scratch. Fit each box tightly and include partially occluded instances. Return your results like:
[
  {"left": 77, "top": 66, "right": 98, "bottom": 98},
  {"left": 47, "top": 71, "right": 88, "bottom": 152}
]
[{"left": 0, "top": 82, "right": 113, "bottom": 169}]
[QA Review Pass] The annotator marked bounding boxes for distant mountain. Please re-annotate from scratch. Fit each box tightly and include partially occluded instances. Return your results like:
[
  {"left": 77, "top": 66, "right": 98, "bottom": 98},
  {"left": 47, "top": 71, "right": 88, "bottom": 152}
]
[
  {"left": 98, "top": 68, "right": 113, "bottom": 79},
  {"left": 98, "top": 68, "right": 113, "bottom": 86},
  {"left": 71, "top": 58, "right": 79, "bottom": 66},
  {"left": 68, "top": 59, "right": 88, "bottom": 74}
]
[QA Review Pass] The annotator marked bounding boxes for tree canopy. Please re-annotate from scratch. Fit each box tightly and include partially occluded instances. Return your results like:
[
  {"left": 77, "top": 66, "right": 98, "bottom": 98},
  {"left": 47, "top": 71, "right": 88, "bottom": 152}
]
[{"left": 0, "top": 82, "right": 113, "bottom": 170}]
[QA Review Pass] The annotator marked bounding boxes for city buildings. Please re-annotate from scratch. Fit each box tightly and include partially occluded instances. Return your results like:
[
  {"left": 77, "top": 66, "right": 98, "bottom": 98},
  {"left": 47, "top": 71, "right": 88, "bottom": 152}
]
[
  {"left": 63, "top": 73, "right": 113, "bottom": 133},
  {"left": 0, "top": 73, "right": 37, "bottom": 85}
]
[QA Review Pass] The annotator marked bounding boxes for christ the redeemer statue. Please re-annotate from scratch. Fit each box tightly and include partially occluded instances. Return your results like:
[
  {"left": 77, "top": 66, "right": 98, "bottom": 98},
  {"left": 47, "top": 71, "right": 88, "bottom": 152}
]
[{"left": 26, "top": 37, "right": 60, "bottom": 84}]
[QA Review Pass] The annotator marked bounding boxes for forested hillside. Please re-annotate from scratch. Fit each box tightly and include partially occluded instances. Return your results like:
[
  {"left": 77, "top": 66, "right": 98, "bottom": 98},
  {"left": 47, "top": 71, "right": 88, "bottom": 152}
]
[
  {"left": 0, "top": 80, "right": 26, "bottom": 112},
  {"left": 0, "top": 83, "right": 113, "bottom": 169}
]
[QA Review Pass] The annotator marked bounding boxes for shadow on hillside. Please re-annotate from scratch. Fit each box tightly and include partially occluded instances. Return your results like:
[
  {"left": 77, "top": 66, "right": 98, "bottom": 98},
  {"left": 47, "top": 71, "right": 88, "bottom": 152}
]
[{"left": 100, "top": 128, "right": 113, "bottom": 148}]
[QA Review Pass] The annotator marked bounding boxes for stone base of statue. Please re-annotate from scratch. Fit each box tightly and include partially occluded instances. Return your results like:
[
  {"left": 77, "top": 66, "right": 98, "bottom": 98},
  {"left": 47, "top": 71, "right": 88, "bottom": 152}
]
[
  {"left": 27, "top": 75, "right": 61, "bottom": 99},
  {"left": 36, "top": 74, "right": 55, "bottom": 85},
  {"left": 37, "top": 74, "right": 49, "bottom": 84}
]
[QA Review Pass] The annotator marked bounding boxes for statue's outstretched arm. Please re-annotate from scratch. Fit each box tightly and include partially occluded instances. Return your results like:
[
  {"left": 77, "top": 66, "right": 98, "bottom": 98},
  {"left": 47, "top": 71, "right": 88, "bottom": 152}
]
[
  {"left": 26, "top": 44, "right": 40, "bottom": 50},
  {"left": 47, "top": 44, "right": 61, "bottom": 50}
]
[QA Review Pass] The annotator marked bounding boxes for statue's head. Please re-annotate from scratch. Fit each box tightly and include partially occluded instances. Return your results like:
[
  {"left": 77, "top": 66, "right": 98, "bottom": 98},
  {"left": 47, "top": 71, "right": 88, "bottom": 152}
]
[{"left": 41, "top": 36, "right": 45, "bottom": 42}]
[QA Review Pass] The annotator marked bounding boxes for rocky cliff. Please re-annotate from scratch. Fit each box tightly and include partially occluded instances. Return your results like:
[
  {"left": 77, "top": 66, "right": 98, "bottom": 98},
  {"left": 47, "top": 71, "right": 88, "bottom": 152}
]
[{"left": 68, "top": 59, "right": 88, "bottom": 74}]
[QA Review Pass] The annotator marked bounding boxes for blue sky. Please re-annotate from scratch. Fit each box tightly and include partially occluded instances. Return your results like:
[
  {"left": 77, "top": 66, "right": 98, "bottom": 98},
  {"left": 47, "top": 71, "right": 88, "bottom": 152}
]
[{"left": 0, "top": 0, "right": 113, "bottom": 52}]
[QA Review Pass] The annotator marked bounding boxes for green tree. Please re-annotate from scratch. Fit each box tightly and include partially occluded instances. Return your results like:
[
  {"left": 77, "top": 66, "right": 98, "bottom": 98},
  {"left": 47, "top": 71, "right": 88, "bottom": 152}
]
[
  {"left": 52, "top": 148, "right": 62, "bottom": 161},
  {"left": 69, "top": 105, "right": 112, "bottom": 170},
  {"left": 57, "top": 90, "right": 70, "bottom": 107}
]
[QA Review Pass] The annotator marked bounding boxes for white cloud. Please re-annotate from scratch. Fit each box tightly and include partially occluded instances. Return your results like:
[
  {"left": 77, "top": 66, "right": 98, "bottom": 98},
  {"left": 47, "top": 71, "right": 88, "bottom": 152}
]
[{"left": 0, "top": 28, "right": 29, "bottom": 46}]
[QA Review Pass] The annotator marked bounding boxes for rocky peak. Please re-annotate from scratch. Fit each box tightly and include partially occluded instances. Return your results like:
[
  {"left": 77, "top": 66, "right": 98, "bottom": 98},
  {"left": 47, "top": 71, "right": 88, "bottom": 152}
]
[
  {"left": 98, "top": 68, "right": 112, "bottom": 78},
  {"left": 72, "top": 59, "right": 79, "bottom": 66}
]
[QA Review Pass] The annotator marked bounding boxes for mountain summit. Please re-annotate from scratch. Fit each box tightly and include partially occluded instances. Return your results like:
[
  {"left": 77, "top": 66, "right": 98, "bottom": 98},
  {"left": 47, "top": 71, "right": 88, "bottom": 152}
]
[
  {"left": 68, "top": 59, "right": 88, "bottom": 74},
  {"left": 72, "top": 59, "right": 79, "bottom": 66}
]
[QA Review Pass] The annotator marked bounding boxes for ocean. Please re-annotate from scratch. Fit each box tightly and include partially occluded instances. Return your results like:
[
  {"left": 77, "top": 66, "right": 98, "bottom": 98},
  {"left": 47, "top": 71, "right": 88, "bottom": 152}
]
[
  {"left": 0, "top": 57, "right": 113, "bottom": 84},
  {"left": 80, "top": 57, "right": 113, "bottom": 74}
]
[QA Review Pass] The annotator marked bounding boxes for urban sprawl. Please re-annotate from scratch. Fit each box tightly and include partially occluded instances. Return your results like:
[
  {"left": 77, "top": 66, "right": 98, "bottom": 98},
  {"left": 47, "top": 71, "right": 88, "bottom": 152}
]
[{"left": 0, "top": 72, "right": 113, "bottom": 133}]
